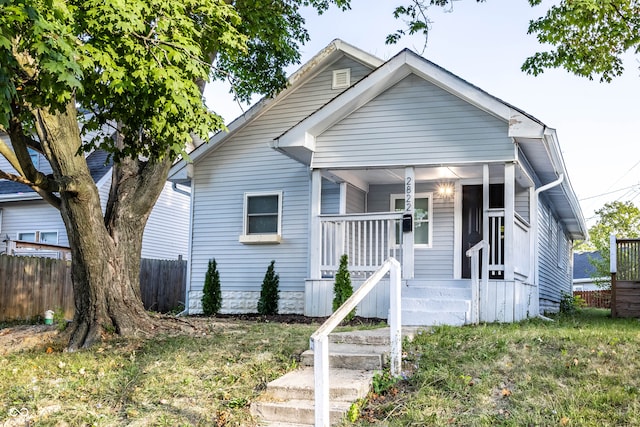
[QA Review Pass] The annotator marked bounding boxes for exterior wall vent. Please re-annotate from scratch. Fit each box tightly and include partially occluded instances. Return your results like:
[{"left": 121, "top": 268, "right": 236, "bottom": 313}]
[{"left": 332, "top": 68, "right": 351, "bottom": 89}]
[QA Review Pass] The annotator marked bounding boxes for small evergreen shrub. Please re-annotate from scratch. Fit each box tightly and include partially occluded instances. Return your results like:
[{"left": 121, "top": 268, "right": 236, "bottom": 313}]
[
  {"left": 333, "top": 254, "right": 355, "bottom": 321},
  {"left": 202, "top": 259, "right": 222, "bottom": 315},
  {"left": 258, "top": 260, "right": 279, "bottom": 315}
]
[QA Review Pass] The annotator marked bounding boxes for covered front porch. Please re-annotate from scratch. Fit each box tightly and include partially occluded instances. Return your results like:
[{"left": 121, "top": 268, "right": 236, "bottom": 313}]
[{"left": 305, "top": 163, "right": 537, "bottom": 324}]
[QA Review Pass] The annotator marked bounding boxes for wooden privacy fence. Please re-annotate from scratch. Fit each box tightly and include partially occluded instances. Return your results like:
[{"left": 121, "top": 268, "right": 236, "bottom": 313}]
[
  {"left": 0, "top": 255, "right": 186, "bottom": 321},
  {"left": 573, "top": 290, "right": 611, "bottom": 309}
]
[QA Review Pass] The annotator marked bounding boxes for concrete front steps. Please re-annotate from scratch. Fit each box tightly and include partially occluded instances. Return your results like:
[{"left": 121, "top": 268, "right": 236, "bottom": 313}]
[
  {"left": 402, "top": 279, "right": 472, "bottom": 326},
  {"left": 250, "top": 327, "right": 419, "bottom": 426}
]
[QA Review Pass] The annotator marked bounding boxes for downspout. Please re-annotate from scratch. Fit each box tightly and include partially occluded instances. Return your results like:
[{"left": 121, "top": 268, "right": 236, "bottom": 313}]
[
  {"left": 172, "top": 182, "right": 191, "bottom": 197},
  {"left": 531, "top": 173, "right": 564, "bottom": 317}
]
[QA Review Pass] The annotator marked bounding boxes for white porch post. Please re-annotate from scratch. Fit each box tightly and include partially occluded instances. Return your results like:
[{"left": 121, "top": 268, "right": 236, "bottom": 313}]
[
  {"left": 310, "top": 169, "right": 322, "bottom": 280},
  {"left": 482, "top": 164, "right": 490, "bottom": 251},
  {"left": 504, "top": 163, "right": 515, "bottom": 281},
  {"left": 403, "top": 167, "right": 415, "bottom": 279}
]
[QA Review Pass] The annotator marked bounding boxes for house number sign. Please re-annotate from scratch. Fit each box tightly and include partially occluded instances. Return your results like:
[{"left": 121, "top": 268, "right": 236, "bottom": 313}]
[{"left": 405, "top": 176, "right": 413, "bottom": 214}]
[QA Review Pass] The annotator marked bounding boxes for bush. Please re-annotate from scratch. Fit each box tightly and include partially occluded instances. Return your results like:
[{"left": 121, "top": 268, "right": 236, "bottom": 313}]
[
  {"left": 333, "top": 254, "right": 355, "bottom": 321},
  {"left": 258, "top": 260, "right": 279, "bottom": 315},
  {"left": 559, "top": 291, "right": 586, "bottom": 315},
  {"left": 202, "top": 259, "right": 222, "bottom": 315}
]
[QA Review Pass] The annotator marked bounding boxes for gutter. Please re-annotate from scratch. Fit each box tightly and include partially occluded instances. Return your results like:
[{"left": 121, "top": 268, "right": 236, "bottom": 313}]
[{"left": 531, "top": 173, "right": 565, "bottom": 315}]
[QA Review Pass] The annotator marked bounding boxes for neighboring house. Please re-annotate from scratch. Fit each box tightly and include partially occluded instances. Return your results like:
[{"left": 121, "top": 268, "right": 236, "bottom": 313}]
[
  {"left": 573, "top": 251, "right": 605, "bottom": 291},
  {"left": 0, "top": 134, "right": 190, "bottom": 261},
  {"left": 169, "top": 40, "right": 587, "bottom": 325}
]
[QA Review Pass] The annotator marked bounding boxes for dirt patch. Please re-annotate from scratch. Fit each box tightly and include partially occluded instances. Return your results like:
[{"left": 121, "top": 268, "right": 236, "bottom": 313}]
[
  {"left": 0, "top": 324, "right": 62, "bottom": 355},
  {"left": 0, "top": 314, "right": 384, "bottom": 354}
]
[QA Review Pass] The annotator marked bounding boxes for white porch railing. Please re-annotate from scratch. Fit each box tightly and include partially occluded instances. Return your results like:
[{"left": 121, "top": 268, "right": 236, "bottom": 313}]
[
  {"left": 466, "top": 240, "right": 489, "bottom": 325},
  {"left": 310, "top": 258, "right": 402, "bottom": 427},
  {"left": 319, "top": 213, "right": 403, "bottom": 277},
  {"left": 488, "top": 209, "right": 505, "bottom": 277}
]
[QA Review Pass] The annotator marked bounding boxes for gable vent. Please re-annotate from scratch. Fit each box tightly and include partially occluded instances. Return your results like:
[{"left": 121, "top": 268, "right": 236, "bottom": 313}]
[{"left": 332, "top": 68, "right": 351, "bottom": 89}]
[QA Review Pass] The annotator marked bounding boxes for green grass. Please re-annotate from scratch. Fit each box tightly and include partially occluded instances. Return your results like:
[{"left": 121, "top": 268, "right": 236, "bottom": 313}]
[
  {"left": 351, "top": 309, "right": 640, "bottom": 427},
  {"left": 3, "top": 310, "right": 640, "bottom": 427},
  {"left": 0, "top": 320, "right": 316, "bottom": 426}
]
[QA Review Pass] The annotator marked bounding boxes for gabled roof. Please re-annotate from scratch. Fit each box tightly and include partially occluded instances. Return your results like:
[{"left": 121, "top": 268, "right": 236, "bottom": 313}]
[
  {"left": 168, "top": 39, "right": 384, "bottom": 183},
  {"left": 0, "top": 149, "right": 113, "bottom": 201},
  {"left": 273, "top": 48, "right": 547, "bottom": 162},
  {"left": 271, "top": 47, "right": 586, "bottom": 239}
]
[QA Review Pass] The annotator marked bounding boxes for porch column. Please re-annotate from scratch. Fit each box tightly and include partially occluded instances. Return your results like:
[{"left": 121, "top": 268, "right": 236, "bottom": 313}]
[
  {"left": 504, "top": 163, "right": 515, "bottom": 281},
  {"left": 403, "top": 167, "right": 414, "bottom": 279},
  {"left": 310, "top": 169, "right": 322, "bottom": 280}
]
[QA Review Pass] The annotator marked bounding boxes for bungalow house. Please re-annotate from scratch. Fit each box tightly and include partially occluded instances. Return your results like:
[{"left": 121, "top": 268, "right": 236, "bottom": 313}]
[
  {"left": 0, "top": 134, "right": 190, "bottom": 261},
  {"left": 169, "top": 40, "right": 587, "bottom": 325}
]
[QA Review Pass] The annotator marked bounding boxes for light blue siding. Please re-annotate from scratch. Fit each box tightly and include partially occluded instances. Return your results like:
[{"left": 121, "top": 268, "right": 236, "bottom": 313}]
[
  {"left": 321, "top": 179, "right": 340, "bottom": 214},
  {"left": 346, "top": 184, "right": 365, "bottom": 213},
  {"left": 538, "top": 197, "right": 573, "bottom": 312},
  {"left": 312, "top": 74, "right": 514, "bottom": 169},
  {"left": 189, "top": 56, "right": 376, "bottom": 295},
  {"left": 367, "top": 183, "right": 455, "bottom": 278}
]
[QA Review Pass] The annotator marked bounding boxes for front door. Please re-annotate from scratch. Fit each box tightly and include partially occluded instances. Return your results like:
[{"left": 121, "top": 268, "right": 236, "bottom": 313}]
[{"left": 462, "top": 185, "right": 483, "bottom": 278}]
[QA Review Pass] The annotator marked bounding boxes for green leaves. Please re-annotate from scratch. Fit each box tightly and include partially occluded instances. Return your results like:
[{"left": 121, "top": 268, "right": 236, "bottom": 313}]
[{"left": 523, "top": 0, "right": 640, "bottom": 82}]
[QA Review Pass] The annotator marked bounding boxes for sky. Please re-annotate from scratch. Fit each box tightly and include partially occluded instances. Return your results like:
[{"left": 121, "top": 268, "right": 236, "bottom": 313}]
[{"left": 204, "top": 0, "right": 640, "bottom": 228}]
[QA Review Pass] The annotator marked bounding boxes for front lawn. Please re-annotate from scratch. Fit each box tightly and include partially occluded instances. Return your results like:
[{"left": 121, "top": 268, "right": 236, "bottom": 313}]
[
  {"left": 2, "top": 309, "right": 638, "bottom": 426},
  {"left": 0, "top": 318, "right": 316, "bottom": 426},
  {"left": 353, "top": 308, "right": 640, "bottom": 426}
]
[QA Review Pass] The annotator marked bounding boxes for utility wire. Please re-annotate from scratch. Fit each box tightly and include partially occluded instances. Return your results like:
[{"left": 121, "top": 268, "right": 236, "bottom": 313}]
[
  {"left": 605, "top": 159, "right": 640, "bottom": 192},
  {"left": 579, "top": 184, "right": 638, "bottom": 201}
]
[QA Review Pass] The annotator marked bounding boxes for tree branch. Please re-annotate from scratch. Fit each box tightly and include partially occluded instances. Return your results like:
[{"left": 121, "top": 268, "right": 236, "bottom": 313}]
[{"left": 0, "top": 168, "right": 62, "bottom": 209}]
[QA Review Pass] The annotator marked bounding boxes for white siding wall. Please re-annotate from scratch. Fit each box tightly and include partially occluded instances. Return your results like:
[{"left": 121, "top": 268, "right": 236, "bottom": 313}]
[
  {"left": 312, "top": 74, "right": 514, "bottom": 169},
  {"left": 0, "top": 200, "right": 69, "bottom": 248},
  {"left": 1, "top": 173, "right": 189, "bottom": 259},
  {"left": 538, "top": 197, "right": 573, "bottom": 312},
  {"left": 0, "top": 134, "right": 53, "bottom": 176},
  {"left": 141, "top": 182, "right": 190, "bottom": 260},
  {"left": 187, "top": 57, "right": 375, "bottom": 310},
  {"left": 367, "top": 182, "right": 455, "bottom": 279}
]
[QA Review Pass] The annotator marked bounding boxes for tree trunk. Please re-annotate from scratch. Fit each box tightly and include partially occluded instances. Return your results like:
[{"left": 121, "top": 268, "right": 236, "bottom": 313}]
[{"left": 33, "top": 102, "right": 170, "bottom": 350}]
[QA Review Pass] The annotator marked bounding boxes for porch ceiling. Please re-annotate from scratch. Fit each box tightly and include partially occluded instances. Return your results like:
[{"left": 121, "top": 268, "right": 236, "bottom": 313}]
[{"left": 324, "top": 164, "right": 507, "bottom": 188}]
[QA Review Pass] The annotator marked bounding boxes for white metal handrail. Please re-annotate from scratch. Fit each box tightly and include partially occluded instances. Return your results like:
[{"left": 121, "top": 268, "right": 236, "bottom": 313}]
[
  {"left": 309, "top": 257, "right": 402, "bottom": 427},
  {"left": 466, "top": 240, "right": 489, "bottom": 325}
]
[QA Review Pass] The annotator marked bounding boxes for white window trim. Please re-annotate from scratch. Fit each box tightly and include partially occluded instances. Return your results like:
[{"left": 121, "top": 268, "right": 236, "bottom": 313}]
[
  {"left": 332, "top": 68, "right": 351, "bottom": 89},
  {"left": 16, "top": 230, "right": 59, "bottom": 244},
  {"left": 17, "top": 231, "right": 37, "bottom": 242},
  {"left": 390, "top": 192, "right": 433, "bottom": 249},
  {"left": 239, "top": 191, "right": 283, "bottom": 244},
  {"left": 39, "top": 230, "right": 59, "bottom": 245}
]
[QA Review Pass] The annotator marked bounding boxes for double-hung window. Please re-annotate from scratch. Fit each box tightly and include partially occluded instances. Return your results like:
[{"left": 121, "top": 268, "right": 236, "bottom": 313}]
[
  {"left": 391, "top": 193, "right": 432, "bottom": 248},
  {"left": 239, "top": 191, "right": 282, "bottom": 244}
]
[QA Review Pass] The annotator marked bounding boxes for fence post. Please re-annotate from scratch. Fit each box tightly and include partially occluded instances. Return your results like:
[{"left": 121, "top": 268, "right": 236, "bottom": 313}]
[{"left": 610, "top": 234, "right": 617, "bottom": 318}]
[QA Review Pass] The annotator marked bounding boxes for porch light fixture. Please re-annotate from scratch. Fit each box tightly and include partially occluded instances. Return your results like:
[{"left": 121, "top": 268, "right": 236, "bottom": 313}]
[{"left": 437, "top": 183, "right": 455, "bottom": 199}]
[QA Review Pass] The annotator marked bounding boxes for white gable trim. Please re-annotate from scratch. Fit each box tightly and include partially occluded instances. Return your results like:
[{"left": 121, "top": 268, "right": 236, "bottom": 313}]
[{"left": 273, "top": 50, "right": 546, "bottom": 163}]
